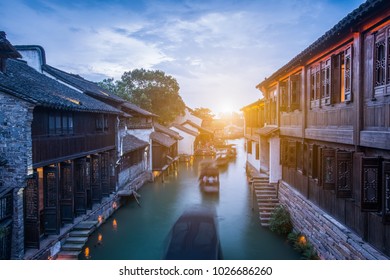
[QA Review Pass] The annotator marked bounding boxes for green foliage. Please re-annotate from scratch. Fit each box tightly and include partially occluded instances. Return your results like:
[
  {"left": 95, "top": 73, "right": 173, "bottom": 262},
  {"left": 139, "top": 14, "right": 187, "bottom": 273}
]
[
  {"left": 269, "top": 205, "right": 293, "bottom": 236},
  {"left": 192, "top": 107, "right": 215, "bottom": 121},
  {"left": 97, "top": 77, "right": 119, "bottom": 94},
  {"left": 116, "top": 68, "right": 186, "bottom": 125}
]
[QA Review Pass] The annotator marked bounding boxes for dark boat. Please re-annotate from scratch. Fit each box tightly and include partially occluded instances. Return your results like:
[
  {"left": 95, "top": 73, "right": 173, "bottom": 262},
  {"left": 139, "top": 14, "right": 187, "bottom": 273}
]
[
  {"left": 164, "top": 209, "right": 223, "bottom": 260},
  {"left": 198, "top": 160, "right": 220, "bottom": 193}
]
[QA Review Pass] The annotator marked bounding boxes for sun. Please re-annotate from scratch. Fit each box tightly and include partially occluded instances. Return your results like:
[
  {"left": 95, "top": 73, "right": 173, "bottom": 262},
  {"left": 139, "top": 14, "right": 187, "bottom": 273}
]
[{"left": 217, "top": 102, "right": 234, "bottom": 114}]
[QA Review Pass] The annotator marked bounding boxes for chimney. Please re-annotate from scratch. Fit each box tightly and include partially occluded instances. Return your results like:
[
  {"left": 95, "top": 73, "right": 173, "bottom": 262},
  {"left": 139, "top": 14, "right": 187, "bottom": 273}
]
[{"left": 0, "top": 31, "right": 22, "bottom": 73}]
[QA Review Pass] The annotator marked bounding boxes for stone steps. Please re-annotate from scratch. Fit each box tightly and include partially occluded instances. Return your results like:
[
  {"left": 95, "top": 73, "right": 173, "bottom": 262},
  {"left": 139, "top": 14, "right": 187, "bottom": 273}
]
[
  {"left": 56, "top": 220, "right": 98, "bottom": 260},
  {"left": 251, "top": 177, "right": 280, "bottom": 227}
]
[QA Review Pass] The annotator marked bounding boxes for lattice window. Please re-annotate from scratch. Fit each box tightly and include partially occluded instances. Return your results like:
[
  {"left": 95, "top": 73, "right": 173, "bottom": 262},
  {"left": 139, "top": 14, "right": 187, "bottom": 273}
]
[
  {"left": 45, "top": 171, "right": 57, "bottom": 208},
  {"left": 344, "top": 47, "right": 352, "bottom": 101},
  {"left": 361, "top": 157, "right": 382, "bottom": 212},
  {"left": 375, "top": 40, "right": 386, "bottom": 87},
  {"left": 383, "top": 162, "right": 390, "bottom": 224},
  {"left": 322, "top": 149, "right": 336, "bottom": 189},
  {"left": 61, "top": 164, "right": 72, "bottom": 200},
  {"left": 336, "top": 151, "right": 353, "bottom": 198},
  {"left": 287, "top": 141, "right": 296, "bottom": 168},
  {"left": 322, "top": 59, "right": 332, "bottom": 105},
  {"left": 290, "top": 74, "right": 301, "bottom": 110}
]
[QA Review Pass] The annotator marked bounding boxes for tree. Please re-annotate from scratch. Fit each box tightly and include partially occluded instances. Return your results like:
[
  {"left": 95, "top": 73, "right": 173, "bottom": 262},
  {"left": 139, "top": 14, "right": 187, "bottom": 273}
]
[
  {"left": 192, "top": 107, "right": 215, "bottom": 121},
  {"left": 97, "top": 78, "right": 118, "bottom": 94},
  {"left": 116, "top": 68, "right": 186, "bottom": 125}
]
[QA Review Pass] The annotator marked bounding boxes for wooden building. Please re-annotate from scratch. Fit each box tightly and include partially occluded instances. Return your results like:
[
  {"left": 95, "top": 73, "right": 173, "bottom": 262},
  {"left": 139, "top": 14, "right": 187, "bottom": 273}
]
[
  {"left": 244, "top": 0, "right": 390, "bottom": 258},
  {"left": 0, "top": 33, "right": 121, "bottom": 258},
  {"left": 152, "top": 123, "right": 181, "bottom": 176},
  {"left": 15, "top": 45, "right": 156, "bottom": 187}
]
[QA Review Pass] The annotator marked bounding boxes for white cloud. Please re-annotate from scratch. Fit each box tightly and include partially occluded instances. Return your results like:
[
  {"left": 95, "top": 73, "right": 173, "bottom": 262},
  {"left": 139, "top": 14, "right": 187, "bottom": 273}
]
[{"left": 0, "top": 0, "right": 366, "bottom": 114}]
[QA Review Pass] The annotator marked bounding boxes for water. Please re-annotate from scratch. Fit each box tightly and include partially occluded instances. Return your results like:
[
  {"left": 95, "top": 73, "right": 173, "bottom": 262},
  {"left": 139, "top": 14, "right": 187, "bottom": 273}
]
[{"left": 79, "top": 138, "right": 301, "bottom": 260}]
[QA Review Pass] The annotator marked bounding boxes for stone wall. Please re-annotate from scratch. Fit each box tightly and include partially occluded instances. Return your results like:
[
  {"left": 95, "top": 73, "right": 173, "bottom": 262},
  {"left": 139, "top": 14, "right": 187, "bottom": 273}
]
[
  {"left": 279, "top": 181, "right": 388, "bottom": 260},
  {"left": 0, "top": 92, "right": 34, "bottom": 259}
]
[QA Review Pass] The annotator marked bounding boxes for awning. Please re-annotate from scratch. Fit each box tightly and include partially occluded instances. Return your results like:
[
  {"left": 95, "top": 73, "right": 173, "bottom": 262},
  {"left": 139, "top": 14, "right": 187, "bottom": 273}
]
[
  {"left": 122, "top": 134, "right": 149, "bottom": 154},
  {"left": 256, "top": 125, "right": 279, "bottom": 136},
  {"left": 151, "top": 132, "right": 176, "bottom": 147}
]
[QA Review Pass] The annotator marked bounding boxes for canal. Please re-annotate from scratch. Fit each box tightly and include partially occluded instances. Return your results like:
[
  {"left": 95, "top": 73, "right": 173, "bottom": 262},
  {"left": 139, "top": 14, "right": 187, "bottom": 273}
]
[{"left": 79, "top": 138, "right": 301, "bottom": 260}]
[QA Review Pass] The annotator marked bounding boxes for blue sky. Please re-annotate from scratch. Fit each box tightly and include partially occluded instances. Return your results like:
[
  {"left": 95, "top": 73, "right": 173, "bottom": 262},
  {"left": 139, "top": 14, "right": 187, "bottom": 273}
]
[{"left": 1, "top": 0, "right": 365, "bottom": 115}]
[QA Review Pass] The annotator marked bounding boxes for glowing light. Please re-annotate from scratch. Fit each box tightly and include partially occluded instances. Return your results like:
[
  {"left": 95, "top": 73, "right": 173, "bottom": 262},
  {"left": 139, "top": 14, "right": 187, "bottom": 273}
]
[
  {"left": 98, "top": 233, "right": 103, "bottom": 244},
  {"left": 84, "top": 247, "right": 90, "bottom": 259},
  {"left": 98, "top": 215, "right": 103, "bottom": 224},
  {"left": 298, "top": 235, "right": 307, "bottom": 246},
  {"left": 112, "top": 201, "right": 117, "bottom": 209},
  {"left": 112, "top": 219, "right": 118, "bottom": 231}
]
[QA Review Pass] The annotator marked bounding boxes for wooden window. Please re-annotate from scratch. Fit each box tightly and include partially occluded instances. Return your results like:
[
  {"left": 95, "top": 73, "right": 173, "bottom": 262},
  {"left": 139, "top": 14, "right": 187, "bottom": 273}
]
[
  {"left": 373, "top": 27, "right": 390, "bottom": 96},
  {"left": 375, "top": 40, "right": 386, "bottom": 87},
  {"left": 322, "top": 149, "right": 336, "bottom": 190},
  {"left": 383, "top": 161, "right": 390, "bottom": 224},
  {"left": 344, "top": 47, "right": 352, "bottom": 102},
  {"left": 48, "top": 111, "right": 74, "bottom": 135},
  {"left": 310, "top": 65, "right": 321, "bottom": 108},
  {"left": 361, "top": 157, "right": 382, "bottom": 212},
  {"left": 336, "top": 151, "right": 353, "bottom": 198},
  {"left": 280, "top": 81, "right": 288, "bottom": 112},
  {"left": 296, "top": 142, "right": 303, "bottom": 172},
  {"left": 287, "top": 141, "right": 296, "bottom": 168},
  {"left": 321, "top": 59, "right": 332, "bottom": 105},
  {"left": 290, "top": 73, "right": 301, "bottom": 111},
  {"left": 0, "top": 189, "right": 12, "bottom": 222},
  {"left": 255, "top": 143, "right": 259, "bottom": 160}
]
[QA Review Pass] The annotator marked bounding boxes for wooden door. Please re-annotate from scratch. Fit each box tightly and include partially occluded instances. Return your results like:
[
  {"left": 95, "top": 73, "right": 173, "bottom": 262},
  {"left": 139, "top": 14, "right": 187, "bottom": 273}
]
[
  {"left": 74, "top": 158, "right": 86, "bottom": 216},
  {"left": 101, "top": 152, "right": 110, "bottom": 197},
  {"left": 43, "top": 165, "right": 60, "bottom": 235},
  {"left": 60, "top": 162, "right": 74, "bottom": 224},
  {"left": 383, "top": 161, "right": 390, "bottom": 224},
  {"left": 24, "top": 172, "right": 40, "bottom": 249},
  {"left": 91, "top": 154, "right": 102, "bottom": 204}
]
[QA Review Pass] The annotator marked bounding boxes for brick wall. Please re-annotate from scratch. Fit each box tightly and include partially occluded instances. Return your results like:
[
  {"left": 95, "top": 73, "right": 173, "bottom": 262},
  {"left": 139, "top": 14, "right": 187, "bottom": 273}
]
[
  {"left": 279, "top": 181, "right": 388, "bottom": 260},
  {"left": 0, "top": 92, "right": 34, "bottom": 259}
]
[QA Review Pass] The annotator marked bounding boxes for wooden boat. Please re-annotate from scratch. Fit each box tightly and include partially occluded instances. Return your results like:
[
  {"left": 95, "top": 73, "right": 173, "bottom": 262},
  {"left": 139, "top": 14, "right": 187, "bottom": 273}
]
[
  {"left": 198, "top": 160, "right": 220, "bottom": 192},
  {"left": 164, "top": 209, "right": 223, "bottom": 260}
]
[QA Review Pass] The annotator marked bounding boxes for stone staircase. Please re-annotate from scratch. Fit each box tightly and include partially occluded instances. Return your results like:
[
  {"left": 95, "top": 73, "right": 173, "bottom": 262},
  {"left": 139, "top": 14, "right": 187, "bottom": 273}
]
[
  {"left": 56, "top": 220, "right": 98, "bottom": 260},
  {"left": 251, "top": 176, "right": 279, "bottom": 227}
]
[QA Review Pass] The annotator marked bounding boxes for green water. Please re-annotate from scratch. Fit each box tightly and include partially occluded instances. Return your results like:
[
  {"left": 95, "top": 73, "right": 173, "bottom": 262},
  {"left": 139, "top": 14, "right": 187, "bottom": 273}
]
[{"left": 79, "top": 138, "right": 301, "bottom": 260}]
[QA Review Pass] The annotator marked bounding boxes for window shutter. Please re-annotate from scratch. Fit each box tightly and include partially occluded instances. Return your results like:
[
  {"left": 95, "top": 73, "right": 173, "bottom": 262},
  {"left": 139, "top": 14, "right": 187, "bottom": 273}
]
[
  {"left": 361, "top": 157, "right": 382, "bottom": 212},
  {"left": 383, "top": 161, "right": 390, "bottom": 224},
  {"left": 344, "top": 46, "right": 352, "bottom": 102},
  {"left": 322, "top": 149, "right": 336, "bottom": 190},
  {"left": 280, "top": 81, "right": 288, "bottom": 112},
  {"left": 336, "top": 151, "right": 353, "bottom": 198},
  {"left": 317, "top": 146, "right": 323, "bottom": 186},
  {"left": 287, "top": 141, "right": 296, "bottom": 168},
  {"left": 290, "top": 74, "right": 301, "bottom": 111}
]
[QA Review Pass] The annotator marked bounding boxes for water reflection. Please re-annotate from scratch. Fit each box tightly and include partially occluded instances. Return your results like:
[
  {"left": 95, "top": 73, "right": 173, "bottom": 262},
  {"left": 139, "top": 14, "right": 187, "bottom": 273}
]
[{"left": 80, "top": 139, "right": 301, "bottom": 260}]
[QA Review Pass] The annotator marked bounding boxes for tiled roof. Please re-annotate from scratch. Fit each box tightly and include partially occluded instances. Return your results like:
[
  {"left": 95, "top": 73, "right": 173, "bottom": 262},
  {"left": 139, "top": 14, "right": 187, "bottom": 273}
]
[
  {"left": 182, "top": 120, "right": 213, "bottom": 134},
  {"left": 122, "top": 101, "right": 157, "bottom": 117},
  {"left": 0, "top": 32, "right": 21, "bottom": 59},
  {"left": 42, "top": 64, "right": 124, "bottom": 103},
  {"left": 256, "top": 125, "right": 279, "bottom": 136},
  {"left": 240, "top": 99, "right": 265, "bottom": 111},
  {"left": 0, "top": 59, "right": 120, "bottom": 114},
  {"left": 122, "top": 134, "right": 149, "bottom": 154},
  {"left": 171, "top": 123, "right": 199, "bottom": 137},
  {"left": 151, "top": 131, "right": 176, "bottom": 147},
  {"left": 258, "top": 0, "right": 388, "bottom": 89},
  {"left": 154, "top": 122, "right": 183, "bottom": 140}
]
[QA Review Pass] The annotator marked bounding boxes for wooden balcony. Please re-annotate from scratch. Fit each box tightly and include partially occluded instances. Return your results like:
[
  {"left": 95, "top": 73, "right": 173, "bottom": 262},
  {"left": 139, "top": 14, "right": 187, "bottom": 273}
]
[{"left": 32, "top": 132, "right": 115, "bottom": 166}]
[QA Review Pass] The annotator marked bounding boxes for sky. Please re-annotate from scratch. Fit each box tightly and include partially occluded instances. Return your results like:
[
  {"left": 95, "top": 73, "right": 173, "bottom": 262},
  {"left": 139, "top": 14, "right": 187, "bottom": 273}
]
[{"left": 1, "top": 0, "right": 366, "bottom": 115}]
